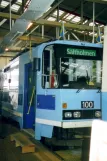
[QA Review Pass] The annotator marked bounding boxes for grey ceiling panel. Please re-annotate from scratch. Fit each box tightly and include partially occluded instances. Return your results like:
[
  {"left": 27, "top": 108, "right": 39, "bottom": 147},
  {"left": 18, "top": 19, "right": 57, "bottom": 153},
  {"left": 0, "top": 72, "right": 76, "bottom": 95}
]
[{"left": 0, "top": 0, "right": 55, "bottom": 53}]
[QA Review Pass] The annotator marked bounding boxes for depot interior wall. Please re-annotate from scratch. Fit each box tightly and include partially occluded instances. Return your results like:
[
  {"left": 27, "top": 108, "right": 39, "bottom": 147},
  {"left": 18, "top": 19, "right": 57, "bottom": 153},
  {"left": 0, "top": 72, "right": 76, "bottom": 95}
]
[{"left": 0, "top": 57, "right": 12, "bottom": 69}]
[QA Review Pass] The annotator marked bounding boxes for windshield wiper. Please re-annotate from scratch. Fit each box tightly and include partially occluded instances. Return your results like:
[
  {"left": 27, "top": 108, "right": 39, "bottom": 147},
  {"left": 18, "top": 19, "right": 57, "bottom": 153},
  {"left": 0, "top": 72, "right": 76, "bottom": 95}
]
[
  {"left": 76, "top": 88, "right": 84, "bottom": 93},
  {"left": 97, "top": 87, "right": 101, "bottom": 93}
]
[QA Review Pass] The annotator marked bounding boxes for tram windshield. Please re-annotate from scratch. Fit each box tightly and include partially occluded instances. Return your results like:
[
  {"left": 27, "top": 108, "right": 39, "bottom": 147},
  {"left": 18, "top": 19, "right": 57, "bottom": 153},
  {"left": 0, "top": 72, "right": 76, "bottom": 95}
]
[
  {"left": 42, "top": 44, "right": 102, "bottom": 89},
  {"left": 61, "top": 58, "right": 102, "bottom": 89}
]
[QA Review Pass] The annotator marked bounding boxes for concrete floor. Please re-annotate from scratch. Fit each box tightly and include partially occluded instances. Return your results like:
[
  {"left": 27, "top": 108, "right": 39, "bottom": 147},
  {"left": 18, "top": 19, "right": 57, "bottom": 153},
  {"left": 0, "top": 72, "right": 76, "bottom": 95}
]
[
  {"left": 0, "top": 117, "right": 61, "bottom": 161},
  {"left": 0, "top": 116, "right": 19, "bottom": 161},
  {"left": 0, "top": 117, "right": 90, "bottom": 161}
]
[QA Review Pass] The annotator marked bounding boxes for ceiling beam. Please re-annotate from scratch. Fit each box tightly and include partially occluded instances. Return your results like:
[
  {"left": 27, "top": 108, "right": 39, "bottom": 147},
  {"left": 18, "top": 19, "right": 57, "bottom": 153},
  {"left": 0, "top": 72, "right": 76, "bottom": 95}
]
[
  {"left": 41, "top": 0, "right": 64, "bottom": 19},
  {"left": 0, "top": 12, "right": 19, "bottom": 20},
  {"left": 60, "top": 4, "right": 106, "bottom": 25},
  {"left": 86, "top": 0, "right": 107, "bottom": 4},
  {"left": 34, "top": 19, "right": 101, "bottom": 32},
  {"left": 0, "top": 11, "right": 103, "bottom": 33},
  {"left": 19, "top": 35, "right": 49, "bottom": 43},
  {"left": 83, "top": 6, "right": 107, "bottom": 25}
]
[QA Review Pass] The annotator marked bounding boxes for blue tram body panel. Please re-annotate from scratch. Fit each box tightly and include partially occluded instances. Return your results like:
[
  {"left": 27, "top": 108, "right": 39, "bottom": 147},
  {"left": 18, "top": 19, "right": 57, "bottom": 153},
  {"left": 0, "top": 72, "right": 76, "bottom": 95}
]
[
  {"left": 37, "top": 95, "right": 55, "bottom": 110},
  {"left": 60, "top": 89, "right": 101, "bottom": 110},
  {"left": 0, "top": 40, "right": 103, "bottom": 140}
]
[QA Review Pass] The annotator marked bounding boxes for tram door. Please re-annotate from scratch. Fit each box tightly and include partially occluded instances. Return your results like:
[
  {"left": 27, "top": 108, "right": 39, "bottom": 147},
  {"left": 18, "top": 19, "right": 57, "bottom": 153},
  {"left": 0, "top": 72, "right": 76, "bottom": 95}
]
[{"left": 23, "top": 63, "right": 35, "bottom": 129}]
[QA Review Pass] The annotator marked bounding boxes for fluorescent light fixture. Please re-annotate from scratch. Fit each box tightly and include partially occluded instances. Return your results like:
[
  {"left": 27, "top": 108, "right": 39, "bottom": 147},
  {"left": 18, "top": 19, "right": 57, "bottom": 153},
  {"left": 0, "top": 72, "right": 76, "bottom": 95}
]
[
  {"left": 26, "top": 22, "right": 33, "bottom": 30},
  {"left": 5, "top": 48, "right": 9, "bottom": 51}
]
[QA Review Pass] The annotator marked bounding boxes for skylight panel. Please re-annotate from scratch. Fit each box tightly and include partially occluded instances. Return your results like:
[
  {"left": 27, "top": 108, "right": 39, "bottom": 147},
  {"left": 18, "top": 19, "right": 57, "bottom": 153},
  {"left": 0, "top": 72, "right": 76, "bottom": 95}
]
[
  {"left": 63, "top": 13, "right": 70, "bottom": 19},
  {"left": 100, "top": 24, "right": 104, "bottom": 27},
  {"left": 53, "top": 10, "right": 64, "bottom": 16},
  {"left": 0, "top": 19, "right": 7, "bottom": 26},
  {"left": 71, "top": 16, "right": 81, "bottom": 23},
  {"left": 83, "top": 19, "right": 88, "bottom": 24},
  {"left": 89, "top": 32, "right": 96, "bottom": 36},
  {"left": 59, "top": 20, "right": 66, "bottom": 23},
  {"left": 16, "top": 0, "right": 22, "bottom": 4},
  {"left": 47, "top": 17, "right": 56, "bottom": 21},
  {"left": 89, "top": 22, "right": 95, "bottom": 26},
  {"left": 1, "top": 0, "right": 9, "bottom": 8},
  {"left": 66, "top": 14, "right": 75, "bottom": 20},
  {"left": 95, "top": 22, "right": 99, "bottom": 25},
  {"left": 11, "top": 4, "right": 20, "bottom": 12},
  {"left": 89, "top": 32, "right": 93, "bottom": 35}
]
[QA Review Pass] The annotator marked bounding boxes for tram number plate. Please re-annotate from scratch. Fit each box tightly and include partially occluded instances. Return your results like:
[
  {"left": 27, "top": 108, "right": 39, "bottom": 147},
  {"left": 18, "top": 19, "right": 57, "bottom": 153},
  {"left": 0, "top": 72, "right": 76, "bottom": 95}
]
[{"left": 81, "top": 101, "right": 94, "bottom": 108}]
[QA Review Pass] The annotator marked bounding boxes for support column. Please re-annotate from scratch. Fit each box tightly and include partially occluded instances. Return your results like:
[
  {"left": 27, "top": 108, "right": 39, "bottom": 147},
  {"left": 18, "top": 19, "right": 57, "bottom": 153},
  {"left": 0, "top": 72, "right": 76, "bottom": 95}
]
[
  {"left": 10, "top": 0, "right": 11, "bottom": 31},
  {"left": 81, "top": 0, "right": 84, "bottom": 24},
  {"left": 22, "top": 0, "right": 25, "bottom": 13},
  {"left": 92, "top": 2, "right": 95, "bottom": 43},
  {"left": 102, "top": 26, "right": 107, "bottom": 121},
  {"left": 56, "top": 6, "right": 60, "bottom": 39}
]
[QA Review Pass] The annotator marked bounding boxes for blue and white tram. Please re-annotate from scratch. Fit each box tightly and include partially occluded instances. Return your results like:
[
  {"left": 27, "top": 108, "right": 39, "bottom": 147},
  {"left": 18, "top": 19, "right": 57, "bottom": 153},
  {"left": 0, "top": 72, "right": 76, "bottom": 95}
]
[{"left": 1, "top": 40, "right": 103, "bottom": 140}]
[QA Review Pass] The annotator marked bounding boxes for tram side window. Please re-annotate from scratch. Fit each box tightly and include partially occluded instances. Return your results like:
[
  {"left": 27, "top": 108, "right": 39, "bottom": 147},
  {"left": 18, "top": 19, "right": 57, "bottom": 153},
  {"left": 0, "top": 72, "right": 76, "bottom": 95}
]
[
  {"left": 42, "top": 46, "right": 58, "bottom": 89},
  {"left": 10, "top": 66, "right": 19, "bottom": 89}
]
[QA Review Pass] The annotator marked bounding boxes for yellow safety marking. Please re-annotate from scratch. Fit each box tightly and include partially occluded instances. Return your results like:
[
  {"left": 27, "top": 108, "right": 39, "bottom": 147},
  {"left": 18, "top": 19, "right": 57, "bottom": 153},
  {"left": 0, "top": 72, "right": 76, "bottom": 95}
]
[{"left": 27, "top": 86, "right": 35, "bottom": 115}]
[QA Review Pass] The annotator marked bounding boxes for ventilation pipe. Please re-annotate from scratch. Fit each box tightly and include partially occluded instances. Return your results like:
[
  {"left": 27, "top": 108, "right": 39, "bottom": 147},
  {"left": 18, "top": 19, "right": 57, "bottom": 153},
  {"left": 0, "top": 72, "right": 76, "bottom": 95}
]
[{"left": 0, "top": 0, "right": 55, "bottom": 53}]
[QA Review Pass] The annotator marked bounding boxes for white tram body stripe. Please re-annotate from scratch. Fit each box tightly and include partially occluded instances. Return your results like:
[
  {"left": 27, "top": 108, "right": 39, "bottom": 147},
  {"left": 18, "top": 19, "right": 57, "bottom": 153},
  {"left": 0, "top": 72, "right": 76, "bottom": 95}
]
[{"left": 36, "top": 118, "right": 92, "bottom": 128}]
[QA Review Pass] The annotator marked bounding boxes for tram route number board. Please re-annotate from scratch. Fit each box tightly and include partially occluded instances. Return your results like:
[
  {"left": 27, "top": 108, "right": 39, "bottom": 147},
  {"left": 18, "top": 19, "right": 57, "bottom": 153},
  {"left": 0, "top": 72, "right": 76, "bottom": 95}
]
[{"left": 81, "top": 101, "right": 94, "bottom": 108}]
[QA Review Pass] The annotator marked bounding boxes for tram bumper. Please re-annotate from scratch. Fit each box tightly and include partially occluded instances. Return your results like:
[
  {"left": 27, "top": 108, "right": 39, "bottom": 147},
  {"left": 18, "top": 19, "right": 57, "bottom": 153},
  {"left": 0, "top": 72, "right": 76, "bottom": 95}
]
[{"left": 61, "top": 120, "right": 92, "bottom": 128}]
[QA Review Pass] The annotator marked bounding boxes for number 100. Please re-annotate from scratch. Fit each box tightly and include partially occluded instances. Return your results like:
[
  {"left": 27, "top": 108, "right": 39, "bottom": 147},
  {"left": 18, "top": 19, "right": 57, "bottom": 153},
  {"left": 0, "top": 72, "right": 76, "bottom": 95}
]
[{"left": 82, "top": 101, "right": 94, "bottom": 108}]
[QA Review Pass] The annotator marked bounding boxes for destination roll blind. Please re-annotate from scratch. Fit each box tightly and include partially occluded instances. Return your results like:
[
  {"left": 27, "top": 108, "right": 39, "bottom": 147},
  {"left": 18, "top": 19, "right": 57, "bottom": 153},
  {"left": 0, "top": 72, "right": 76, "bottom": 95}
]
[{"left": 67, "top": 48, "right": 96, "bottom": 57}]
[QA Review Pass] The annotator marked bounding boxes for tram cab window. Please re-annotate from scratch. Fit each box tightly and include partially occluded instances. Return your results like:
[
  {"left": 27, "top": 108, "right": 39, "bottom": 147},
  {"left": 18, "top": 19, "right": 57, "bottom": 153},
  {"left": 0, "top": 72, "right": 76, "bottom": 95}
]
[
  {"left": 61, "top": 58, "right": 102, "bottom": 89},
  {"left": 42, "top": 44, "right": 102, "bottom": 89},
  {"left": 42, "top": 45, "right": 58, "bottom": 89}
]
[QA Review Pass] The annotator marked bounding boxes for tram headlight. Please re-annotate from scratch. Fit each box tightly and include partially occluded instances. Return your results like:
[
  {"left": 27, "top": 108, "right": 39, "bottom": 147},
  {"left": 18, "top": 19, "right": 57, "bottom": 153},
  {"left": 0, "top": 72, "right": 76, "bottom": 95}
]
[
  {"left": 64, "top": 112, "right": 72, "bottom": 118},
  {"left": 95, "top": 111, "right": 101, "bottom": 118},
  {"left": 73, "top": 111, "right": 81, "bottom": 118}
]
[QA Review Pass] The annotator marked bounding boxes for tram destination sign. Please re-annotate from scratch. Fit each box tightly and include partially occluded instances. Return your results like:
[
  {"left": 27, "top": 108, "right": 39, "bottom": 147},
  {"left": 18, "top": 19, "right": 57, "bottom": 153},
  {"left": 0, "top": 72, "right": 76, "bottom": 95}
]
[{"left": 67, "top": 48, "right": 96, "bottom": 57}]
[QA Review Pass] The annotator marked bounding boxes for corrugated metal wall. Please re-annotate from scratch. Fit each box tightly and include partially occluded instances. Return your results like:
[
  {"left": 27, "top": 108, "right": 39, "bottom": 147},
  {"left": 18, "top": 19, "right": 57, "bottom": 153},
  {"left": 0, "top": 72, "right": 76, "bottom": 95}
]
[{"left": 0, "top": 57, "right": 12, "bottom": 69}]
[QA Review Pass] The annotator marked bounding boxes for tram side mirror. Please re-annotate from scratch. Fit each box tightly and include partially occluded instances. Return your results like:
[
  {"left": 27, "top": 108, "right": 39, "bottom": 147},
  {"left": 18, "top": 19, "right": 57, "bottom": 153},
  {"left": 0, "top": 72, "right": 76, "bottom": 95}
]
[{"left": 33, "top": 58, "right": 40, "bottom": 71}]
